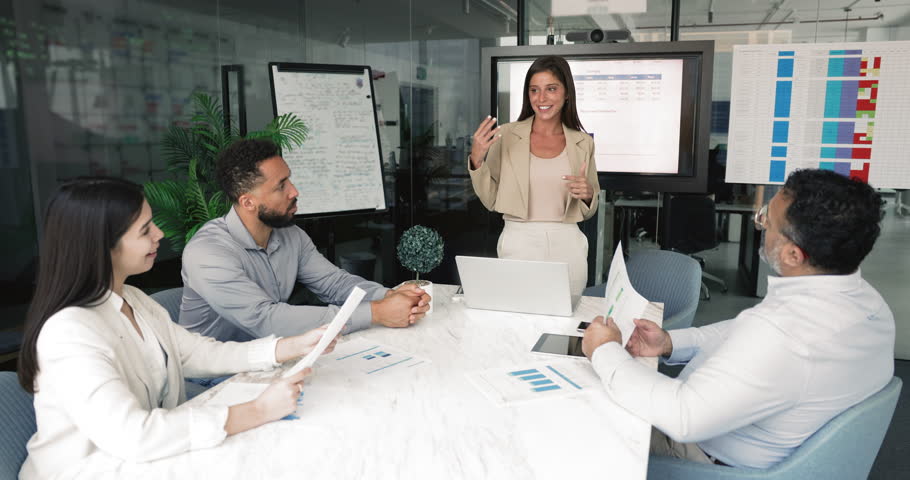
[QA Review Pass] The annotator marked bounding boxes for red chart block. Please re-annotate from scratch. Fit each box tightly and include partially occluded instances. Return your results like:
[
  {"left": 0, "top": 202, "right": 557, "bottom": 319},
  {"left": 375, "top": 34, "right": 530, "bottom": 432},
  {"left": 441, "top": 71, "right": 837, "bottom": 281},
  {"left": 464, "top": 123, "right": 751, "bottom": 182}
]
[
  {"left": 852, "top": 148, "right": 872, "bottom": 160},
  {"left": 853, "top": 133, "right": 873, "bottom": 145},
  {"left": 874, "top": 57, "right": 882, "bottom": 68},
  {"left": 850, "top": 163, "right": 870, "bottom": 182},
  {"left": 857, "top": 99, "right": 876, "bottom": 111}
]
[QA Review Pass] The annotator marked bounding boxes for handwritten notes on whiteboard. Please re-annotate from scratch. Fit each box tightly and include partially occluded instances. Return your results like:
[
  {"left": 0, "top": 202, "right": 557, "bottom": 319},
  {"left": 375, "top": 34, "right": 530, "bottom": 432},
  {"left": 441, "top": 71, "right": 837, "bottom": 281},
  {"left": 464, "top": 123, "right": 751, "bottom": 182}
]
[{"left": 271, "top": 65, "right": 386, "bottom": 216}]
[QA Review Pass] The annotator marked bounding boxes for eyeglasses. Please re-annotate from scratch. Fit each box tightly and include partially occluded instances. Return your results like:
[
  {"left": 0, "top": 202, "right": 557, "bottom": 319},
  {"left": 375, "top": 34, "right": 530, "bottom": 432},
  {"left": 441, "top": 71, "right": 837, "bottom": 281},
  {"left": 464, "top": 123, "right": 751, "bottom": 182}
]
[
  {"left": 753, "top": 205, "right": 769, "bottom": 231},
  {"left": 753, "top": 204, "right": 807, "bottom": 257}
]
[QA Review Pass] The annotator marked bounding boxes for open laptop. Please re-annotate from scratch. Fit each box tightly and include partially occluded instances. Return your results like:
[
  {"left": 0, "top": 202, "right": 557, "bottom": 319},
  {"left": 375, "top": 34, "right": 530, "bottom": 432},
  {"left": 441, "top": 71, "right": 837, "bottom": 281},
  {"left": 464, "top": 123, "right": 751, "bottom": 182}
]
[{"left": 455, "top": 256, "right": 581, "bottom": 317}]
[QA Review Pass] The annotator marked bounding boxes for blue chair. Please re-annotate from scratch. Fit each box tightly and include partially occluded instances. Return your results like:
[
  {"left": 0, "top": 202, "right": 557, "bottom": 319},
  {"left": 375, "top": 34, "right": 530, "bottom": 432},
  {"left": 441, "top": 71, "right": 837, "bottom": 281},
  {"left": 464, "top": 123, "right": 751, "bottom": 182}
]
[
  {"left": 149, "top": 287, "right": 209, "bottom": 400},
  {"left": 647, "top": 376, "right": 903, "bottom": 479},
  {"left": 584, "top": 249, "right": 702, "bottom": 330},
  {"left": 0, "top": 371, "right": 36, "bottom": 479},
  {"left": 149, "top": 287, "right": 184, "bottom": 323}
]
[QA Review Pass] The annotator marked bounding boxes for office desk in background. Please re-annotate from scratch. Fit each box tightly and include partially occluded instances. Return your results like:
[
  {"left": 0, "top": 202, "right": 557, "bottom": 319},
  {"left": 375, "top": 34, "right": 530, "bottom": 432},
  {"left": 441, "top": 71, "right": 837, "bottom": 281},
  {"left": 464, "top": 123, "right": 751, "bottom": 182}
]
[
  {"left": 613, "top": 199, "right": 763, "bottom": 296},
  {"left": 119, "top": 285, "right": 661, "bottom": 479}
]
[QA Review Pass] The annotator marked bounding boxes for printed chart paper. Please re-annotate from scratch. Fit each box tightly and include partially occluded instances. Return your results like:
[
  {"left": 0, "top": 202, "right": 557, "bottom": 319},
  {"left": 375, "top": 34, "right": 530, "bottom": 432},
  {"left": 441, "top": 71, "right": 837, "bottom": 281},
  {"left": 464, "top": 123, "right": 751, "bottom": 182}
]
[
  {"left": 314, "top": 338, "right": 429, "bottom": 377},
  {"left": 468, "top": 361, "right": 600, "bottom": 407},
  {"left": 284, "top": 287, "right": 366, "bottom": 378},
  {"left": 603, "top": 242, "right": 649, "bottom": 347}
]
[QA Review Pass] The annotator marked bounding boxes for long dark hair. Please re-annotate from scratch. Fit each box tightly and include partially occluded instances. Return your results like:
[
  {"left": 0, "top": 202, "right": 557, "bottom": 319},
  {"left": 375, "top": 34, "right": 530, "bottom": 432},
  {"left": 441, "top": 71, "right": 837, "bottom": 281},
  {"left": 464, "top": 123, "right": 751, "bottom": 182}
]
[
  {"left": 517, "top": 55, "right": 585, "bottom": 132},
  {"left": 18, "top": 177, "right": 145, "bottom": 393}
]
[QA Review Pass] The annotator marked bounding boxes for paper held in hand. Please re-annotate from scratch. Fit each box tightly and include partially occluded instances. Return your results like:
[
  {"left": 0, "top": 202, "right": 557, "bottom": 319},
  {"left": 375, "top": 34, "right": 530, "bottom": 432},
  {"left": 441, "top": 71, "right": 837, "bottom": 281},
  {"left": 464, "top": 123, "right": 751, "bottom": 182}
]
[
  {"left": 603, "top": 242, "right": 650, "bottom": 347},
  {"left": 283, "top": 286, "right": 366, "bottom": 378}
]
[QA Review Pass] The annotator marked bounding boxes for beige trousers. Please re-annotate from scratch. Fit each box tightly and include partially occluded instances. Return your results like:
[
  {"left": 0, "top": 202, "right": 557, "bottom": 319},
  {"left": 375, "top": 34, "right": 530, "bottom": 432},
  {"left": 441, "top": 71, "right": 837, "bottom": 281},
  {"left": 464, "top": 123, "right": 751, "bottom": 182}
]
[
  {"left": 650, "top": 428, "right": 714, "bottom": 464},
  {"left": 497, "top": 220, "right": 588, "bottom": 297}
]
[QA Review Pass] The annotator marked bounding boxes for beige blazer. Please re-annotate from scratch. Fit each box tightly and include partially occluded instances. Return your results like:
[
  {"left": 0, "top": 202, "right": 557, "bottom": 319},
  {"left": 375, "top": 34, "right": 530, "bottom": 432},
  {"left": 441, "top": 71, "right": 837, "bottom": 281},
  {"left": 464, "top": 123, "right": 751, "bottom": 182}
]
[
  {"left": 469, "top": 116, "right": 600, "bottom": 222},
  {"left": 20, "top": 285, "right": 278, "bottom": 479}
]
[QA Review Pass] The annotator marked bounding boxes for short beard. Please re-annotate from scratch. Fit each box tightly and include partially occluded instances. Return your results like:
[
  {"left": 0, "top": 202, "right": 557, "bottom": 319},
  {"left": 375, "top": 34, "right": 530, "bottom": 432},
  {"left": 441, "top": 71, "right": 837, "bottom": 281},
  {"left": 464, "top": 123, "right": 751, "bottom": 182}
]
[
  {"left": 257, "top": 204, "right": 296, "bottom": 228},
  {"left": 758, "top": 230, "right": 782, "bottom": 275}
]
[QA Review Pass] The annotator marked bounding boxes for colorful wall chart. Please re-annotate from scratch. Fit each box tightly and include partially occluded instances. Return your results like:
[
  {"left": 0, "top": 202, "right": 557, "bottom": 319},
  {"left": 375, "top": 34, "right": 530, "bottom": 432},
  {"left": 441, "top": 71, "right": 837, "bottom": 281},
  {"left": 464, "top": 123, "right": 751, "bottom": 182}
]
[{"left": 726, "top": 41, "right": 910, "bottom": 188}]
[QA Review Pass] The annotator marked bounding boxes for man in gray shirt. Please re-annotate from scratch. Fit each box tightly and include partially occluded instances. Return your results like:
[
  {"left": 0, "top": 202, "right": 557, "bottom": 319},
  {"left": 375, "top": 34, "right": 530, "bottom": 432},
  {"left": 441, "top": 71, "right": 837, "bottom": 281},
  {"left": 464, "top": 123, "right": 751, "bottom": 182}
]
[{"left": 179, "top": 139, "right": 429, "bottom": 342}]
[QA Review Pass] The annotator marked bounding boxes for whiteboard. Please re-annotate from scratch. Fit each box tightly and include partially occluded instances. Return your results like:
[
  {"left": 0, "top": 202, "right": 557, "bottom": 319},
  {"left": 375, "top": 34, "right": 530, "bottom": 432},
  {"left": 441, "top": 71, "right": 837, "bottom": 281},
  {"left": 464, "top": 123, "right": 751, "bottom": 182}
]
[
  {"left": 269, "top": 63, "right": 387, "bottom": 217},
  {"left": 726, "top": 41, "right": 910, "bottom": 188}
]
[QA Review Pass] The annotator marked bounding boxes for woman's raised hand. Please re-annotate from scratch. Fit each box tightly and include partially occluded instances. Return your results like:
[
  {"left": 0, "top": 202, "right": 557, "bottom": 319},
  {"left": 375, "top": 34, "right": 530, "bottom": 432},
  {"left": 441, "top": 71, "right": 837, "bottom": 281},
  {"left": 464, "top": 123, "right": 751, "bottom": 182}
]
[{"left": 470, "top": 116, "right": 502, "bottom": 170}]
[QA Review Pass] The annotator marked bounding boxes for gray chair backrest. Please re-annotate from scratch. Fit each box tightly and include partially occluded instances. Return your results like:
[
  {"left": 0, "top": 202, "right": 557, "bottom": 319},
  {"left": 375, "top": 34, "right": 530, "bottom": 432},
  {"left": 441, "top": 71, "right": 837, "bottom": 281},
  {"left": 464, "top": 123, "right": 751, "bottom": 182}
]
[
  {"left": 0, "top": 371, "right": 36, "bottom": 479},
  {"left": 647, "top": 376, "right": 903, "bottom": 479},
  {"left": 626, "top": 250, "right": 702, "bottom": 330},
  {"left": 150, "top": 287, "right": 184, "bottom": 323}
]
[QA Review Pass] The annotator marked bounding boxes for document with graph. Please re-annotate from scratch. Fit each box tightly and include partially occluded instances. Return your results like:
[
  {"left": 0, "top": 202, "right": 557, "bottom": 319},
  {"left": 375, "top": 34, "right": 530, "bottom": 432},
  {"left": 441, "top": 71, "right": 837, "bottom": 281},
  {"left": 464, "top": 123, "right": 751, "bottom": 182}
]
[
  {"left": 603, "top": 242, "right": 649, "bottom": 347},
  {"left": 468, "top": 360, "right": 601, "bottom": 407},
  {"left": 313, "top": 338, "right": 429, "bottom": 378},
  {"left": 726, "top": 41, "right": 910, "bottom": 188}
]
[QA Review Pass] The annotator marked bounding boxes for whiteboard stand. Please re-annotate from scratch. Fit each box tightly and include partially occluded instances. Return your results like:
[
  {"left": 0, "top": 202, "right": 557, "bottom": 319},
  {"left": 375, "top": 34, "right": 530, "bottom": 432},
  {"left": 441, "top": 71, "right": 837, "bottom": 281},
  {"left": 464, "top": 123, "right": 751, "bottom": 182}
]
[{"left": 269, "top": 62, "right": 389, "bottom": 219}]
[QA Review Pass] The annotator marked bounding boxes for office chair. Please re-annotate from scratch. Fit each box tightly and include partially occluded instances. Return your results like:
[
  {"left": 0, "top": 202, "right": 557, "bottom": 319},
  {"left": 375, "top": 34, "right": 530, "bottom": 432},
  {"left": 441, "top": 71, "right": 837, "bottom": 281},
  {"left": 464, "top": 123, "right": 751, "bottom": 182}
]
[
  {"left": 0, "top": 371, "right": 36, "bottom": 479},
  {"left": 149, "top": 287, "right": 208, "bottom": 400},
  {"left": 662, "top": 194, "right": 728, "bottom": 300},
  {"left": 647, "top": 376, "right": 902, "bottom": 480},
  {"left": 150, "top": 287, "right": 184, "bottom": 323},
  {"left": 583, "top": 249, "right": 702, "bottom": 330}
]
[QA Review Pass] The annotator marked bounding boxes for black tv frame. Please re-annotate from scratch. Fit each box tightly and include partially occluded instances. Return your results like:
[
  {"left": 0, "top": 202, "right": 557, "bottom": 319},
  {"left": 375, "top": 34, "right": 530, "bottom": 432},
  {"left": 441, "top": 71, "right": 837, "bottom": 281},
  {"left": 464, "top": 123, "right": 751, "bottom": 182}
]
[{"left": 481, "top": 41, "right": 714, "bottom": 193}]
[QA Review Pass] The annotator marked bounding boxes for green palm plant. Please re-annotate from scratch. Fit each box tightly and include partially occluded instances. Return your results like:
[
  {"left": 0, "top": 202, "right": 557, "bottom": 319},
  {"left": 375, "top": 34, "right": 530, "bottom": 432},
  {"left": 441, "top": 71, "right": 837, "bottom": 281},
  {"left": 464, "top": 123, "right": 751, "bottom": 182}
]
[{"left": 144, "top": 92, "right": 308, "bottom": 251}]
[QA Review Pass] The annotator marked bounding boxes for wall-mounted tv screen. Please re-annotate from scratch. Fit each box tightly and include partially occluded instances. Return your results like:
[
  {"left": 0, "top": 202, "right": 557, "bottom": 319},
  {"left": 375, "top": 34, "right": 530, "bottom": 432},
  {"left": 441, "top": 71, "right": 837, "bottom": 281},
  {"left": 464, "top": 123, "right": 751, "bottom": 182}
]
[{"left": 482, "top": 41, "right": 714, "bottom": 193}]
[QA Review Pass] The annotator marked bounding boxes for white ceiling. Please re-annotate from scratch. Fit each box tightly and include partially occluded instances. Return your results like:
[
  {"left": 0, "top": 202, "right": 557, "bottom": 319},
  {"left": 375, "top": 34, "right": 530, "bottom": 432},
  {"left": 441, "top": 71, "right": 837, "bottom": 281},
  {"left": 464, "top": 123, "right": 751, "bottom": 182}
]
[{"left": 137, "top": 0, "right": 910, "bottom": 45}]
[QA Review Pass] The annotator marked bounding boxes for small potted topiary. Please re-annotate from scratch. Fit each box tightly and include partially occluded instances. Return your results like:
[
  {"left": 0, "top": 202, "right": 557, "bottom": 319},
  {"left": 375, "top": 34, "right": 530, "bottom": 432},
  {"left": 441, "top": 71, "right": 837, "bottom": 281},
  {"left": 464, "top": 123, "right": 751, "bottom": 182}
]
[{"left": 396, "top": 225, "right": 444, "bottom": 313}]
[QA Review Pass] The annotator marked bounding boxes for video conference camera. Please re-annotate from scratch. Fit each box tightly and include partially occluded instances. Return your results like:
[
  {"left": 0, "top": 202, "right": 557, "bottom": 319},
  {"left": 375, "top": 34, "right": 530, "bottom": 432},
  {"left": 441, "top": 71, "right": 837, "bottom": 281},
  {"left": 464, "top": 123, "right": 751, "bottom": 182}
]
[{"left": 564, "top": 29, "right": 631, "bottom": 43}]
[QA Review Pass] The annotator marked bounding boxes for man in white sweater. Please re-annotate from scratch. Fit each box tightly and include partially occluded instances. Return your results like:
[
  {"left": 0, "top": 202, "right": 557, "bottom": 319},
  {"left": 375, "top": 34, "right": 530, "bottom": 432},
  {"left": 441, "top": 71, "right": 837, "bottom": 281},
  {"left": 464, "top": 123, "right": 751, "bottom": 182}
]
[{"left": 581, "top": 168, "right": 895, "bottom": 469}]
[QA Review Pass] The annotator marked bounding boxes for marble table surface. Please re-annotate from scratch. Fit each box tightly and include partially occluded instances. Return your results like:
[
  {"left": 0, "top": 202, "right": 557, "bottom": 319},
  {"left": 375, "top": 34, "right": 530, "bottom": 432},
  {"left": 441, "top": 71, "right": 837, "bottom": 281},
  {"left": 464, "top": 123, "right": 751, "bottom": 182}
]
[{"left": 128, "top": 284, "right": 661, "bottom": 479}]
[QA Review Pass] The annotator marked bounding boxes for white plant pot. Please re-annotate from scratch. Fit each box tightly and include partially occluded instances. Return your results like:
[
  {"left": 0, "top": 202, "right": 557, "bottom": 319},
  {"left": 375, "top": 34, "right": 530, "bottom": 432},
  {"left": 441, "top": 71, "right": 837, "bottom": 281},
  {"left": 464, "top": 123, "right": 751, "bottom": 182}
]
[{"left": 399, "top": 279, "right": 433, "bottom": 315}]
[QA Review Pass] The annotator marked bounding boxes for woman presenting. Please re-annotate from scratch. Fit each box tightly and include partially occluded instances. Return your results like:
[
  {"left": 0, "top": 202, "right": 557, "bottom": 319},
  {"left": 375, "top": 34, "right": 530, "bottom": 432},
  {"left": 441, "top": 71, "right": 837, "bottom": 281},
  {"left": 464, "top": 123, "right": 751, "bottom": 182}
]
[
  {"left": 469, "top": 55, "right": 600, "bottom": 296},
  {"left": 18, "top": 177, "right": 338, "bottom": 479}
]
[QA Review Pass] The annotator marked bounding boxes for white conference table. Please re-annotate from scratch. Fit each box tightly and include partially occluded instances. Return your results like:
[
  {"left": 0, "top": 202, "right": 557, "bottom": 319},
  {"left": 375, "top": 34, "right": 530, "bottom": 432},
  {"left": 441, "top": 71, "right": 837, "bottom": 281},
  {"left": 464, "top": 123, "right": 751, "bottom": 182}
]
[{"left": 132, "top": 285, "right": 662, "bottom": 479}]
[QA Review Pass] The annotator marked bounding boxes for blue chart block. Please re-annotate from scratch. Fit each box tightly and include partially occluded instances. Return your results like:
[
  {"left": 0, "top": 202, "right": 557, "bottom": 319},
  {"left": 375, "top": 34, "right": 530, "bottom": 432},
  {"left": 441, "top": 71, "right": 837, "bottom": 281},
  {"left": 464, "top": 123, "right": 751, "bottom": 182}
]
[
  {"left": 819, "top": 161, "right": 836, "bottom": 171},
  {"left": 821, "top": 122, "right": 839, "bottom": 144},
  {"left": 769, "top": 161, "right": 786, "bottom": 182},
  {"left": 778, "top": 51, "right": 795, "bottom": 57},
  {"left": 840, "top": 80, "right": 858, "bottom": 118},
  {"left": 774, "top": 81, "right": 792, "bottom": 118},
  {"left": 379, "top": 353, "right": 391, "bottom": 357},
  {"left": 772, "top": 121, "right": 789, "bottom": 143},
  {"left": 530, "top": 379, "right": 554, "bottom": 386},
  {"left": 828, "top": 58, "right": 844, "bottom": 77},
  {"left": 533, "top": 385, "right": 562, "bottom": 392},
  {"left": 771, "top": 146, "right": 787, "bottom": 158},
  {"left": 363, "top": 355, "right": 375, "bottom": 360},
  {"left": 837, "top": 148, "right": 852, "bottom": 159},
  {"left": 824, "top": 81, "right": 842, "bottom": 118},
  {"left": 821, "top": 147, "right": 837, "bottom": 159},
  {"left": 843, "top": 57, "right": 862, "bottom": 77},
  {"left": 834, "top": 162, "right": 852, "bottom": 176},
  {"left": 546, "top": 366, "right": 583, "bottom": 390},
  {"left": 520, "top": 373, "right": 546, "bottom": 381},
  {"left": 838, "top": 122, "right": 854, "bottom": 143},
  {"left": 777, "top": 58, "right": 794, "bottom": 78},
  {"left": 509, "top": 369, "right": 538, "bottom": 376}
]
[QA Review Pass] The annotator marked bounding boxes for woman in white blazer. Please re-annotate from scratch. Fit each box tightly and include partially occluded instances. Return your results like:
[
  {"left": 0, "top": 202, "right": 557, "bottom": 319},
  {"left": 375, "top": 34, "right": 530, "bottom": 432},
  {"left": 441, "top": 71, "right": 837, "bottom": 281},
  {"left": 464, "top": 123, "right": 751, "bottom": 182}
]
[
  {"left": 17, "top": 177, "right": 336, "bottom": 479},
  {"left": 469, "top": 55, "right": 600, "bottom": 296}
]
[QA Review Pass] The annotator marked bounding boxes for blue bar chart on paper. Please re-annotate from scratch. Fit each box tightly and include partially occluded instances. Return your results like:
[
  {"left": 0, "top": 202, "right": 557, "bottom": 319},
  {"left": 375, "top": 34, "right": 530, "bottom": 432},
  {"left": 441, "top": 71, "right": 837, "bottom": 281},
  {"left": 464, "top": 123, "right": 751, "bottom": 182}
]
[
  {"left": 469, "top": 362, "right": 599, "bottom": 407},
  {"left": 727, "top": 41, "right": 910, "bottom": 188},
  {"left": 316, "top": 338, "right": 430, "bottom": 377}
]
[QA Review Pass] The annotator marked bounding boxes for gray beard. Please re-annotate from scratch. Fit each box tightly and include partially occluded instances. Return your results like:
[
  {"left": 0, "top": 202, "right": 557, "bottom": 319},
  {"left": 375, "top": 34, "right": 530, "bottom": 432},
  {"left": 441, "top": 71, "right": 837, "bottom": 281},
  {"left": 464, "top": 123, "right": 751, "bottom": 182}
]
[{"left": 758, "top": 230, "right": 782, "bottom": 275}]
